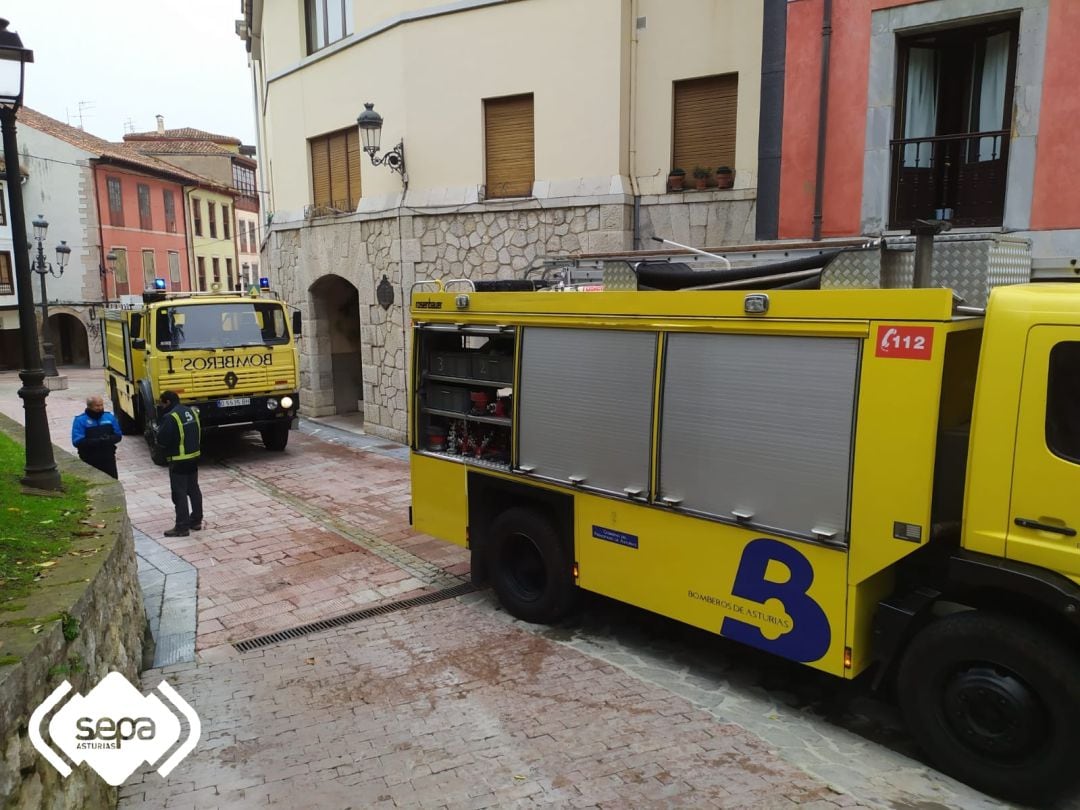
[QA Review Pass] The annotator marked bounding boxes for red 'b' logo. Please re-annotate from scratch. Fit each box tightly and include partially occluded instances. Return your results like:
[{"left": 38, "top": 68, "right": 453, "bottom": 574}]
[{"left": 875, "top": 325, "right": 934, "bottom": 360}]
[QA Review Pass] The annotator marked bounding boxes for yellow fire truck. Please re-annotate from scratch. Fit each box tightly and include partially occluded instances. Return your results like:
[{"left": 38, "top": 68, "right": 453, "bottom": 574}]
[
  {"left": 408, "top": 264, "right": 1080, "bottom": 801},
  {"left": 103, "top": 288, "right": 301, "bottom": 464}
]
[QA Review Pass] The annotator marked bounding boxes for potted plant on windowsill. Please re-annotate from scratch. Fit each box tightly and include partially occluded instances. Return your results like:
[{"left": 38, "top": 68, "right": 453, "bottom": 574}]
[
  {"left": 692, "top": 166, "right": 711, "bottom": 190},
  {"left": 667, "top": 167, "right": 686, "bottom": 191},
  {"left": 715, "top": 166, "right": 734, "bottom": 189}
]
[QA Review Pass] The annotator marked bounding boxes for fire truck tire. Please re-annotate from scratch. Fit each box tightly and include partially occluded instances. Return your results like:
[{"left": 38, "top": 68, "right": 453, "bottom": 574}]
[
  {"left": 896, "top": 610, "right": 1080, "bottom": 802},
  {"left": 143, "top": 410, "right": 168, "bottom": 467},
  {"left": 261, "top": 424, "right": 289, "bottom": 451},
  {"left": 487, "top": 507, "right": 577, "bottom": 624}
]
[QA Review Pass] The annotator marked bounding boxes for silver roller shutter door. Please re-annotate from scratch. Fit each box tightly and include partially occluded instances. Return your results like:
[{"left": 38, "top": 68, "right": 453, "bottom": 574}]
[
  {"left": 659, "top": 333, "right": 860, "bottom": 544},
  {"left": 518, "top": 327, "right": 656, "bottom": 496}
]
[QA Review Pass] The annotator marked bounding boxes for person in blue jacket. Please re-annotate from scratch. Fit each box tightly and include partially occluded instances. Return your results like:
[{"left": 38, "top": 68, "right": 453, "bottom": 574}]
[{"left": 71, "top": 395, "right": 122, "bottom": 479}]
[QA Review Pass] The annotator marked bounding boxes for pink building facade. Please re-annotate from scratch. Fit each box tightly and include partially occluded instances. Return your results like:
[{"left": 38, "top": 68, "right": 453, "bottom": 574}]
[
  {"left": 95, "top": 164, "right": 191, "bottom": 299},
  {"left": 777, "top": 0, "right": 1079, "bottom": 273}
]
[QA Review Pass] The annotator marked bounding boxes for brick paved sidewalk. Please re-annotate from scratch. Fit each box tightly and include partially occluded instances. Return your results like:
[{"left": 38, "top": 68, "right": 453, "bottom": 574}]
[
  {"left": 0, "top": 370, "right": 467, "bottom": 650},
  {"left": 120, "top": 599, "right": 868, "bottom": 810}
]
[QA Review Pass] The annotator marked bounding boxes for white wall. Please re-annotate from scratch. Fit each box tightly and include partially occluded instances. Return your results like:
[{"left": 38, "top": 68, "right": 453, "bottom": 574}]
[
  {"left": 251, "top": 0, "right": 764, "bottom": 215},
  {"left": 18, "top": 127, "right": 101, "bottom": 306}
]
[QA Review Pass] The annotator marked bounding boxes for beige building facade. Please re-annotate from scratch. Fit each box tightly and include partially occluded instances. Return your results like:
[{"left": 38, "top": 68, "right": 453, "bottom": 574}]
[{"left": 240, "top": 0, "right": 766, "bottom": 440}]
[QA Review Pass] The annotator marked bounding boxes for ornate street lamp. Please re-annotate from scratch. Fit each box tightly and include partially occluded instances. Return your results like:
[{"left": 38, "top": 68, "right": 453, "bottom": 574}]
[
  {"left": 0, "top": 19, "right": 61, "bottom": 490},
  {"left": 30, "top": 214, "right": 70, "bottom": 377},
  {"left": 356, "top": 102, "right": 407, "bottom": 187}
]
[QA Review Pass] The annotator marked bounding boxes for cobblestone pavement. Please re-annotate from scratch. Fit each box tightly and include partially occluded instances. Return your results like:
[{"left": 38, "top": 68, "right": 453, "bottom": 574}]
[{"left": 3, "top": 369, "right": 1072, "bottom": 808}]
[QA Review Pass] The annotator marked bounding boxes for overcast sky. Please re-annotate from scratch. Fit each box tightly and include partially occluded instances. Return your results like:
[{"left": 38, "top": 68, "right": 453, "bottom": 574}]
[{"left": 5, "top": 0, "right": 257, "bottom": 144}]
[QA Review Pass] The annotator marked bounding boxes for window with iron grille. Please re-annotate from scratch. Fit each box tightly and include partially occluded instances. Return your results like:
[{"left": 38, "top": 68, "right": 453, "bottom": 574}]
[
  {"left": 168, "top": 251, "right": 181, "bottom": 287},
  {"left": 163, "top": 189, "right": 177, "bottom": 233},
  {"left": 107, "top": 177, "right": 124, "bottom": 227},
  {"left": 891, "top": 18, "right": 1018, "bottom": 228},
  {"left": 305, "top": 0, "right": 353, "bottom": 54},
  {"left": 309, "top": 128, "right": 361, "bottom": 211},
  {"left": 484, "top": 94, "right": 534, "bottom": 199},
  {"left": 0, "top": 252, "right": 12, "bottom": 295},
  {"left": 672, "top": 74, "right": 738, "bottom": 179},
  {"left": 137, "top": 184, "right": 152, "bottom": 230},
  {"left": 208, "top": 202, "right": 218, "bottom": 239},
  {"left": 223, "top": 205, "right": 231, "bottom": 239},
  {"left": 192, "top": 197, "right": 203, "bottom": 237}
]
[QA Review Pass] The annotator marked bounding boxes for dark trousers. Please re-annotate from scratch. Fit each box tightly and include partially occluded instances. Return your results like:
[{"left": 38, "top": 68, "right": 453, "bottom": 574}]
[
  {"left": 168, "top": 465, "right": 203, "bottom": 530},
  {"left": 79, "top": 452, "right": 118, "bottom": 479}
]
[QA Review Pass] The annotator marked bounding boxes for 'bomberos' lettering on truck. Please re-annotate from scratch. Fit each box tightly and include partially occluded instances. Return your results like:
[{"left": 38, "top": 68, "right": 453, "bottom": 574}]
[{"left": 102, "top": 288, "right": 302, "bottom": 465}]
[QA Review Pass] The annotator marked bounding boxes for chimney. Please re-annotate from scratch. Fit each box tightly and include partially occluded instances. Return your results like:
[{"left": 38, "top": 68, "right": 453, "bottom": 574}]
[{"left": 156, "top": 114, "right": 164, "bottom": 134}]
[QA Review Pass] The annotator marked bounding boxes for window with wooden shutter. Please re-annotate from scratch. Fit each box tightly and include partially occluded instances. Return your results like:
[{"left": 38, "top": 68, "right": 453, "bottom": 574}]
[
  {"left": 113, "top": 248, "right": 129, "bottom": 296},
  {"left": 0, "top": 252, "right": 12, "bottom": 295},
  {"left": 142, "top": 249, "right": 156, "bottom": 288},
  {"left": 107, "top": 177, "right": 124, "bottom": 227},
  {"left": 672, "top": 74, "right": 738, "bottom": 174},
  {"left": 484, "top": 94, "right": 534, "bottom": 199},
  {"left": 163, "top": 190, "right": 177, "bottom": 233},
  {"left": 309, "top": 128, "right": 361, "bottom": 212}
]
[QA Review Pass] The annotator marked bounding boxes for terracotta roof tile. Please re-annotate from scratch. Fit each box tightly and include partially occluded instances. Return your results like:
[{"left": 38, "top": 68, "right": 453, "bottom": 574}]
[
  {"left": 15, "top": 108, "right": 235, "bottom": 195},
  {"left": 124, "top": 127, "right": 242, "bottom": 145}
]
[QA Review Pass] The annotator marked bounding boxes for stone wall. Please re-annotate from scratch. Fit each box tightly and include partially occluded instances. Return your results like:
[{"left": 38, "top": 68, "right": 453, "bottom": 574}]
[
  {"left": 268, "top": 190, "right": 756, "bottom": 441},
  {"left": 0, "top": 414, "right": 144, "bottom": 809}
]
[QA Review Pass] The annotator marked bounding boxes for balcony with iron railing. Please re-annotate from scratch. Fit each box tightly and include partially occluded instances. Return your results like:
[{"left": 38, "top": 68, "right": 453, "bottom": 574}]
[{"left": 889, "top": 129, "right": 1010, "bottom": 230}]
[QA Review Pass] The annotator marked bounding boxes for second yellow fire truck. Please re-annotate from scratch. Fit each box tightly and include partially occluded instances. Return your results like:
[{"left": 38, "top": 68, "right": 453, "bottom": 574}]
[{"left": 103, "top": 288, "right": 301, "bottom": 464}]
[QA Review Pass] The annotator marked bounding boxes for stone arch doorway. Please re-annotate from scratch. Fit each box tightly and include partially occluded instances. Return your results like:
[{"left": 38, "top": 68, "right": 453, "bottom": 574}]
[
  {"left": 49, "top": 313, "right": 90, "bottom": 367},
  {"left": 308, "top": 274, "right": 363, "bottom": 416}
]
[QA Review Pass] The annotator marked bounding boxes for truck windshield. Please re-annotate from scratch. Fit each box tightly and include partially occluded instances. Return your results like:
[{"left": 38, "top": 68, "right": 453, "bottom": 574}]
[{"left": 155, "top": 302, "right": 290, "bottom": 351}]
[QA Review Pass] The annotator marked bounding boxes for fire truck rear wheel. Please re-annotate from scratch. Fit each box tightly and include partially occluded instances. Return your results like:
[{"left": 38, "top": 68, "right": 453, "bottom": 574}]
[
  {"left": 896, "top": 610, "right": 1080, "bottom": 802},
  {"left": 487, "top": 507, "right": 576, "bottom": 625}
]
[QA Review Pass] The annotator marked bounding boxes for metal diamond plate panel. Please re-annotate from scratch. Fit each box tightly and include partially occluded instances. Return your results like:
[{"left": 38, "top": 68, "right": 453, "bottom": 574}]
[
  {"left": 602, "top": 262, "right": 639, "bottom": 290},
  {"left": 822, "top": 235, "right": 1030, "bottom": 308}
]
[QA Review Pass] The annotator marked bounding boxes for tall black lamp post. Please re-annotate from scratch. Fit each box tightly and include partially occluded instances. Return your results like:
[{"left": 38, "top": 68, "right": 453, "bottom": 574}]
[
  {"left": 0, "top": 18, "right": 61, "bottom": 490},
  {"left": 30, "top": 215, "right": 71, "bottom": 376}
]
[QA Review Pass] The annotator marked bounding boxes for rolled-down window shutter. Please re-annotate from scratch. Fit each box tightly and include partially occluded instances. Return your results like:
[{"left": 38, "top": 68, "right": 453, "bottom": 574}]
[
  {"left": 673, "top": 74, "right": 738, "bottom": 173},
  {"left": 311, "top": 137, "right": 331, "bottom": 208},
  {"left": 485, "top": 94, "right": 534, "bottom": 199},
  {"left": 346, "top": 128, "right": 362, "bottom": 209},
  {"left": 329, "top": 132, "right": 349, "bottom": 210}
]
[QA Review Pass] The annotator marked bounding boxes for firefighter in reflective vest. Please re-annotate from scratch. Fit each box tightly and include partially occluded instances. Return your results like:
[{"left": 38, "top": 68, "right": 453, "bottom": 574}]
[{"left": 156, "top": 390, "right": 204, "bottom": 538}]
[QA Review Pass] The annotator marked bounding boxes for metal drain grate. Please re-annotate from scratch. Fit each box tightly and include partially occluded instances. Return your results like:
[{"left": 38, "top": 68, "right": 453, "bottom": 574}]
[{"left": 231, "top": 581, "right": 476, "bottom": 652}]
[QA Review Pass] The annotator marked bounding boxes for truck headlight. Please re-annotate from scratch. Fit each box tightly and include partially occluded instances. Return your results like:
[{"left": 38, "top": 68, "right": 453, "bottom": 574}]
[
  {"left": 266, "top": 398, "right": 279, "bottom": 410},
  {"left": 280, "top": 396, "right": 293, "bottom": 409}
]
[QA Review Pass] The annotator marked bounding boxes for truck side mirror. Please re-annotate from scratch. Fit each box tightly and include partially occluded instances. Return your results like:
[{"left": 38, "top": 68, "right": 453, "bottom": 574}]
[
  {"left": 292, "top": 311, "right": 302, "bottom": 337},
  {"left": 131, "top": 337, "right": 146, "bottom": 350}
]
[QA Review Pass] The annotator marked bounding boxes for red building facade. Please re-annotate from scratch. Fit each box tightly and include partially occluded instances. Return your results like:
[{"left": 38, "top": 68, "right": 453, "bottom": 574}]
[
  {"left": 777, "top": 0, "right": 1079, "bottom": 273},
  {"left": 95, "top": 164, "right": 191, "bottom": 298}
]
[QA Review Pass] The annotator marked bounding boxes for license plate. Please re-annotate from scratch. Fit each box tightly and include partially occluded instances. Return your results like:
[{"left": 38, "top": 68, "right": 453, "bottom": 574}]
[{"left": 218, "top": 397, "right": 251, "bottom": 408}]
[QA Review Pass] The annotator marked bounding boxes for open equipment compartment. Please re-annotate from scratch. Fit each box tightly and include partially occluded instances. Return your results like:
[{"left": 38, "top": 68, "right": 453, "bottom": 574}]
[{"left": 415, "top": 323, "right": 516, "bottom": 471}]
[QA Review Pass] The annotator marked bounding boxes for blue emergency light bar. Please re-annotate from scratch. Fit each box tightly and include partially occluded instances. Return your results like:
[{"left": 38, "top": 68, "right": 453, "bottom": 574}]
[
  {"left": 153, "top": 278, "right": 167, "bottom": 290},
  {"left": 259, "top": 277, "right": 270, "bottom": 289}
]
